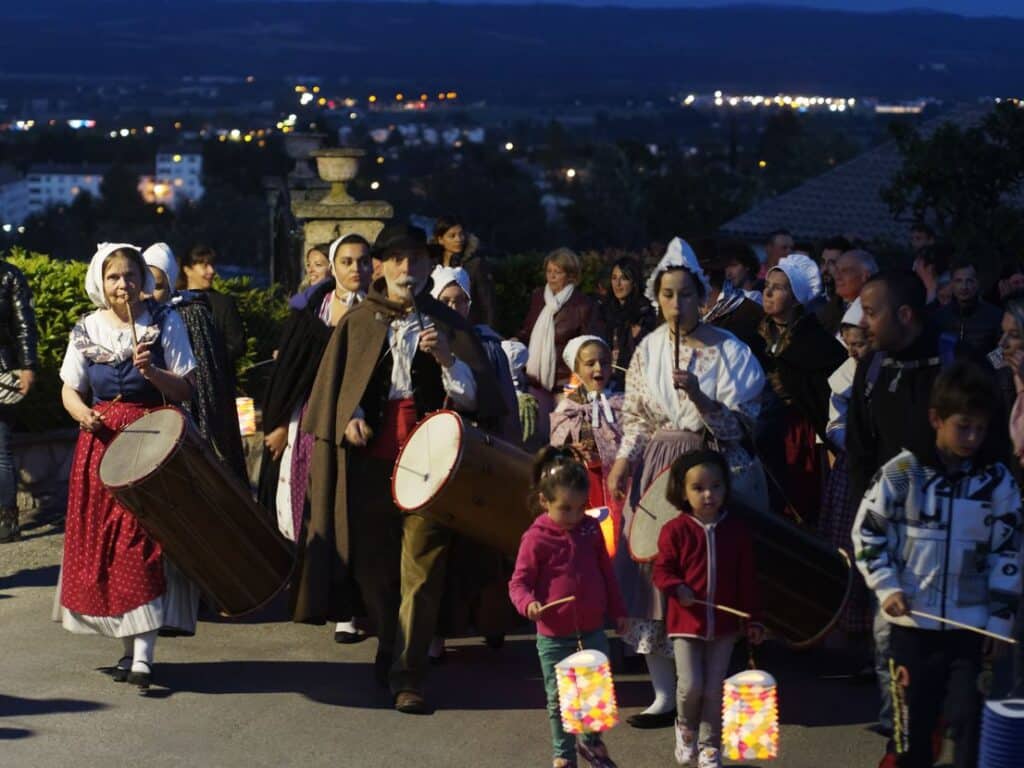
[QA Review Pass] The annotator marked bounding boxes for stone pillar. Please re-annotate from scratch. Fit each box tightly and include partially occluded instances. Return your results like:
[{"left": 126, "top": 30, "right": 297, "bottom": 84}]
[{"left": 290, "top": 148, "right": 392, "bottom": 256}]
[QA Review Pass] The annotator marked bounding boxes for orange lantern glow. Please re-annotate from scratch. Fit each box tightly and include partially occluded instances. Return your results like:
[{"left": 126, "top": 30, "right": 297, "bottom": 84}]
[{"left": 235, "top": 397, "right": 256, "bottom": 436}]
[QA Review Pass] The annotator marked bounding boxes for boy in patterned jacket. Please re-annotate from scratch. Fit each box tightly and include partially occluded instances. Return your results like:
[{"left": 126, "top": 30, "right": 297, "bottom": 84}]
[{"left": 852, "top": 361, "right": 1023, "bottom": 768}]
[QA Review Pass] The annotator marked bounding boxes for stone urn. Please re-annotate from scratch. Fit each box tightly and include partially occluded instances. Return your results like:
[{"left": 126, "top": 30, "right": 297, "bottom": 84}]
[
  {"left": 313, "top": 148, "right": 366, "bottom": 205},
  {"left": 284, "top": 132, "right": 326, "bottom": 180}
]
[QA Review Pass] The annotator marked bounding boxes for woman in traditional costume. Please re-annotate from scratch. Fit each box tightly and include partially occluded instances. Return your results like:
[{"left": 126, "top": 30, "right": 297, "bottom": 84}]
[
  {"left": 258, "top": 233, "right": 372, "bottom": 643},
  {"left": 605, "top": 237, "right": 765, "bottom": 729},
  {"left": 142, "top": 243, "right": 247, "bottom": 481},
  {"left": 56, "top": 243, "right": 199, "bottom": 689}
]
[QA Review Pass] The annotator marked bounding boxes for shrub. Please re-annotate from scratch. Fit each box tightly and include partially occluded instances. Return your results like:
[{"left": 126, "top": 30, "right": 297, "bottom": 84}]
[{"left": 212, "top": 275, "right": 290, "bottom": 397}]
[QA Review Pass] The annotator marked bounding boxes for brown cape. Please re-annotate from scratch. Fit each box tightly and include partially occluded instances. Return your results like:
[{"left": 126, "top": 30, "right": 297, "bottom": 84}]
[{"left": 291, "top": 280, "right": 505, "bottom": 623}]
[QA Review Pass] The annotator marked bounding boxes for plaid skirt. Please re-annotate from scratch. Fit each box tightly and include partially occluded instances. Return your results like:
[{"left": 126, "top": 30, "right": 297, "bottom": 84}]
[{"left": 819, "top": 453, "right": 872, "bottom": 633}]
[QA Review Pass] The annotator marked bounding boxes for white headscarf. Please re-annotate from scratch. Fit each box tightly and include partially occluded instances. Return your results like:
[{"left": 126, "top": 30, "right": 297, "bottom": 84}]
[
  {"left": 768, "top": 253, "right": 822, "bottom": 306},
  {"left": 644, "top": 237, "right": 711, "bottom": 307},
  {"left": 85, "top": 242, "right": 150, "bottom": 309},
  {"left": 142, "top": 242, "right": 178, "bottom": 293},
  {"left": 841, "top": 297, "right": 863, "bottom": 327},
  {"left": 430, "top": 265, "right": 472, "bottom": 303},
  {"left": 327, "top": 231, "right": 362, "bottom": 278},
  {"left": 561, "top": 334, "right": 608, "bottom": 372}
]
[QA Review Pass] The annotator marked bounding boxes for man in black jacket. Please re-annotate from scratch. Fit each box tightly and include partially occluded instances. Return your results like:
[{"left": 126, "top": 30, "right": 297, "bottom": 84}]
[
  {"left": 934, "top": 260, "right": 1003, "bottom": 355},
  {"left": 846, "top": 269, "right": 1007, "bottom": 752},
  {"left": 0, "top": 259, "right": 38, "bottom": 542}
]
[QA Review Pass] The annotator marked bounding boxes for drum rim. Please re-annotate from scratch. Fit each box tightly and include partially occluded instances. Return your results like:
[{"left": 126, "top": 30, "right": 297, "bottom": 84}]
[
  {"left": 626, "top": 465, "right": 675, "bottom": 564},
  {"left": 99, "top": 406, "right": 187, "bottom": 491},
  {"left": 390, "top": 409, "right": 464, "bottom": 512}
]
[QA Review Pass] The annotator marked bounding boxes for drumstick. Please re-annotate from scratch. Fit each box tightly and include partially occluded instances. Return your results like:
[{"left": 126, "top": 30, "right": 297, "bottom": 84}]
[
  {"left": 674, "top": 316, "right": 680, "bottom": 375},
  {"left": 613, "top": 364, "right": 629, "bottom": 374},
  {"left": 538, "top": 595, "right": 576, "bottom": 613},
  {"left": 126, "top": 301, "right": 140, "bottom": 351},
  {"left": 693, "top": 599, "right": 752, "bottom": 620},
  {"left": 96, "top": 394, "right": 123, "bottom": 422},
  {"left": 909, "top": 610, "right": 1018, "bottom": 644}
]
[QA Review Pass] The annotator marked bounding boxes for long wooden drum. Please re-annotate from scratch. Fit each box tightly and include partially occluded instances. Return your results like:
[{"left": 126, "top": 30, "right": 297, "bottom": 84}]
[
  {"left": 99, "top": 407, "right": 293, "bottom": 617},
  {"left": 392, "top": 410, "right": 535, "bottom": 558},
  {"left": 628, "top": 466, "right": 851, "bottom": 648}
]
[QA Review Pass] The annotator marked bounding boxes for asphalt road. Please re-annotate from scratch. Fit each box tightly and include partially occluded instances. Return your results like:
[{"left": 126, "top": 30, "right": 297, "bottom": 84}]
[{"left": 1, "top": 519, "right": 906, "bottom": 768}]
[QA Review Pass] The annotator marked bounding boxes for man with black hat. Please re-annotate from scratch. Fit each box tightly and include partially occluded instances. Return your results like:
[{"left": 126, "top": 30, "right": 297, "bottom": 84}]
[{"left": 293, "top": 223, "right": 504, "bottom": 714}]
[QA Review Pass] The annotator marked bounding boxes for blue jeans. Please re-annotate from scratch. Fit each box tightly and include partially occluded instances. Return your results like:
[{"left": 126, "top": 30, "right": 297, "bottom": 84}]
[
  {"left": 0, "top": 418, "right": 16, "bottom": 509},
  {"left": 536, "top": 629, "right": 609, "bottom": 762},
  {"left": 874, "top": 602, "right": 893, "bottom": 735}
]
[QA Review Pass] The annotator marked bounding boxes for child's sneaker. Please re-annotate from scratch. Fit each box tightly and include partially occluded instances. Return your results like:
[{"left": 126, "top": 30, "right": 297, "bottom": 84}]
[
  {"left": 697, "top": 748, "right": 721, "bottom": 768},
  {"left": 674, "top": 721, "right": 696, "bottom": 765}
]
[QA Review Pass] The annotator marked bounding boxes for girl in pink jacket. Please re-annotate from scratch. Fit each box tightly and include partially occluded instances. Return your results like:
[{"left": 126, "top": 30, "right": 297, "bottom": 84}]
[{"left": 510, "top": 446, "right": 627, "bottom": 768}]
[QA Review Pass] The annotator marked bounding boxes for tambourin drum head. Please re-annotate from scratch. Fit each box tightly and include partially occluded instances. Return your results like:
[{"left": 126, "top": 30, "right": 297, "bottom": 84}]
[
  {"left": 99, "top": 408, "right": 186, "bottom": 490},
  {"left": 393, "top": 410, "right": 463, "bottom": 511}
]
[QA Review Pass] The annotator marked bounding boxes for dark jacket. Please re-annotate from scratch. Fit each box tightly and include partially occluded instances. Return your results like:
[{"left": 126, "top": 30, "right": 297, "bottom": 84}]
[
  {"left": 201, "top": 289, "right": 246, "bottom": 365},
  {"left": 759, "top": 311, "right": 847, "bottom": 445},
  {"left": 935, "top": 299, "right": 1003, "bottom": 356},
  {"left": 845, "top": 324, "right": 1008, "bottom": 505},
  {"left": 706, "top": 296, "right": 767, "bottom": 368},
  {"left": 815, "top": 294, "right": 849, "bottom": 336},
  {"left": 518, "top": 287, "right": 602, "bottom": 390},
  {"left": 0, "top": 260, "right": 37, "bottom": 372},
  {"left": 596, "top": 294, "right": 656, "bottom": 391}
]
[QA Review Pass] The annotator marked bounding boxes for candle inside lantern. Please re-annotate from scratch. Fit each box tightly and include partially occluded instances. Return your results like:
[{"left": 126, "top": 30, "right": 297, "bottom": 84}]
[
  {"left": 236, "top": 397, "right": 256, "bottom": 437},
  {"left": 722, "top": 669, "right": 779, "bottom": 761},
  {"left": 556, "top": 649, "right": 619, "bottom": 734},
  {"left": 585, "top": 506, "right": 617, "bottom": 558}
]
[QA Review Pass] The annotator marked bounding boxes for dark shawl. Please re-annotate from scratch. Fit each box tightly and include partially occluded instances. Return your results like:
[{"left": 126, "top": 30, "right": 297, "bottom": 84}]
[
  {"left": 291, "top": 280, "right": 505, "bottom": 624},
  {"left": 256, "top": 280, "right": 337, "bottom": 516},
  {"left": 152, "top": 294, "right": 247, "bottom": 482},
  {"left": 597, "top": 292, "right": 656, "bottom": 391},
  {"left": 758, "top": 310, "right": 847, "bottom": 446}
]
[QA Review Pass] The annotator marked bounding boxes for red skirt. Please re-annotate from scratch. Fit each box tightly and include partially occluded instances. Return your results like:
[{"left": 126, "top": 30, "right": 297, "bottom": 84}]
[
  {"left": 781, "top": 410, "right": 823, "bottom": 526},
  {"left": 60, "top": 401, "right": 166, "bottom": 617}
]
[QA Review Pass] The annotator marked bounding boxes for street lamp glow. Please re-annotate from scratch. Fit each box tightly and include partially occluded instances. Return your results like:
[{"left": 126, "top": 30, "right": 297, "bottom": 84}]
[
  {"left": 566, "top": 168, "right": 577, "bottom": 179},
  {"left": 370, "top": 181, "right": 381, "bottom": 190},
  {"left": 504, "top": 142, "right": 514, "bottom": 151}
]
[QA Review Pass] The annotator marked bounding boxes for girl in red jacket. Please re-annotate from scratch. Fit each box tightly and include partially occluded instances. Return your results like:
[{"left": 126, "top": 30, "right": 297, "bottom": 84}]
[
  {"left": 510, "top": 446, "right": 628, "bottom": 768},
  {"left": 653, "top": 450, "right": 764, "bottom": 768}
]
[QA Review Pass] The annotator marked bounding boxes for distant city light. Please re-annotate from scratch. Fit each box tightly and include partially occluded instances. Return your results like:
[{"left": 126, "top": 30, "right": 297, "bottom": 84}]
[
  {"left": 295, "top": 85, "right": 307, "bottom": 93},
  {"left": 349, "top": 112, "right": 358, "bottom": 120},
  {"left": 173, "top": 154, "right": 182, "bottom": 162},
  {"left": 758, "top": 160, "right": 767, "bottom": 168},
  {"left": 504, "top": 142, "right": 515, "bottom": 151},
  {"left": 119, "top": 128, "right": 130, "bottom": 137},
  {"left": 420, "top": 93, "right": 428, "bottom": 101},
  {"left": 317, "top": 97, "right": 327, "bottom": 106},
  {"left": 376, "top": 156, "right": 385, "bottom": 165},
  {"left": 16, "top": 226, "right": 24, "bottom": 234},
  {"left": 684, "top": 94, "right": 696, "bottom": 105},
  {"left": 438, "top": 93, "right": 446, "bottom": 100},
  {"left": 2, "top": 225, "right": 11, "bottom": 233},
  {"left": 300, "top": 93, "right": 314, "bottom": 105},
  {"left": 67, "top": 119, "right": 97, "bottom": 130},
  {"left": 174, "top": 121, "right": 182, "bottom": 129},
  {"left": 156, "top": 205, "right": 165, "bottom": 214},
  {"left": 368, "top": 94, "right": 377, "bottom": 103},
  {"left": 446, "top": 91, "right": 457, "bottom": 100},
  {"left": 144, "top": 125, "right": 154, "bottom": 134},
  {"left": 395, "top": 93, "right": 404, "bottom": 101},
  {"left": 566, "top": 168, "right": 577, "bottom": 179},
  {"left": 370, "top": 181, "right": 381, "bottom": 190}
]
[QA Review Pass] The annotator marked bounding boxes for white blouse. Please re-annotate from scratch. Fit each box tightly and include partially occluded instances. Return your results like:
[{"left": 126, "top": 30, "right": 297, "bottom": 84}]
[
  {"left": 617, "top": 323, "right": 765, "bottom": 461},
  {"left": 60, "top": 307, "right": 197, "bottom": 393}
]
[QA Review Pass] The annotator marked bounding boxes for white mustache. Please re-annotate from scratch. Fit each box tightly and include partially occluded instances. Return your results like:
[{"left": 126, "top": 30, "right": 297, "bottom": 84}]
[{"left": 395, "top": 278, "right": 417, "bottom": 287}]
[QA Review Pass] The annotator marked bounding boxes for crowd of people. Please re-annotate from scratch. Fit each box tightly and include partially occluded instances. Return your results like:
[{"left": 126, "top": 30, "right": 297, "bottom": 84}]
[{"left": 1, "top": 217, "right": 1023, "bottom": 768}]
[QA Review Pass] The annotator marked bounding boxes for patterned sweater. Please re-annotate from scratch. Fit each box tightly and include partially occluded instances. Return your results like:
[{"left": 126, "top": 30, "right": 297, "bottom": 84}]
[{"left": 852, "top": 449, "right": 1023, "bottom": 637}]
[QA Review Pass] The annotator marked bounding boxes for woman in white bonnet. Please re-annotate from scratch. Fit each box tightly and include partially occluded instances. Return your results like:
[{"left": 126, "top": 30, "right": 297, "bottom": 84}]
[
  {"left": 56, "top": 243, "right": 199, "bottom": 690},
  {"left": 605, "top": 237, "right": 765, "bottom": 731}
]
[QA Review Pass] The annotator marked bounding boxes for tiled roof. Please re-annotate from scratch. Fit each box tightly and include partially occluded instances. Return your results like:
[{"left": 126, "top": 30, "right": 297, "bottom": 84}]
[{"left": 720, "top": 105, "right": 995, "bottom": 244}]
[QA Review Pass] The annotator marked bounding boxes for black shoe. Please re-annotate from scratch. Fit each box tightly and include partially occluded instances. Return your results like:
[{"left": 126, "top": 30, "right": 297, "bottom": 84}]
[
  {"left": 126, "top": 662, "right": 152, "bottom": 690},
  {"left": 373, "top": 652, "right": 392, "bottom": 689},
  {"left": 110, "top": 656, "right": 133, "bottom": 683},
  {"left": 334, "top": 630, "right": 367, "bottom": 644},
  {"left": 626, "top": 710, "right": 676, "bottom": 729}
]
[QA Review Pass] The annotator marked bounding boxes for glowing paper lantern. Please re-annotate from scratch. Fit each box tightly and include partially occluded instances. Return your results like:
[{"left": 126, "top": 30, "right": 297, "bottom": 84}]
[
  {"left": 722, "top": 669, "right": 779, "bottom": 761},
  {"left": 556, "top": 649, "right": 618, "bottom": 734},
  {"left": 236, "top": 397, "right": 256, "bottom": 436},
  {"left": 585, "top": 506, "right": 617, "bottom": 558}
]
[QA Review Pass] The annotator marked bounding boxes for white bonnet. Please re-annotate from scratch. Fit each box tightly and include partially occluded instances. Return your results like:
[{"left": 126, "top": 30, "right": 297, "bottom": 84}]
[
  {"left": 430, "top": 265, "right": 472, "bottom": 302},
  {"left": 840, "top": 297, "right": 863, "bottom": 327},
  {"left": 644, "top": 237, "right": 711, "bottom": 307},
  {"left": 562, "top": 335, "right": 609, "bottom": 372},
  {"left": 85, "top": 242, "right": 150, "bottom": 309},
  {"left": 142, "top": 242, "right": 178, "bottom": 293},
  {"left": 768, "top": 253, "right": 822, "bottom": 306}
]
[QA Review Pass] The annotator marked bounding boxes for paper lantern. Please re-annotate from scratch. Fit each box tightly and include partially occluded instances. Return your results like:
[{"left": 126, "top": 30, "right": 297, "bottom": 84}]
[
  {"left": 585, "top": 506, "right": 617, "bottom": 558},
  {"left": 236, "top": 397, "right": 256, "bottom": 436},
  {"left": 979, "top": 698, "right": 1024, "bottom": 768},
  {"left": 556, "top": 649, "right": 618, "bottom": 734},
  {"left": 722, "top": 669, "right": 779, "bottom": 761}
]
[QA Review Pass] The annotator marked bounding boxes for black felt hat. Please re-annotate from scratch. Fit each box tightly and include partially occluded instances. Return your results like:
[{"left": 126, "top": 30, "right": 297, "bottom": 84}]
[{"left": 372, "top": 223, "right": 428, "bottom": 259}]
